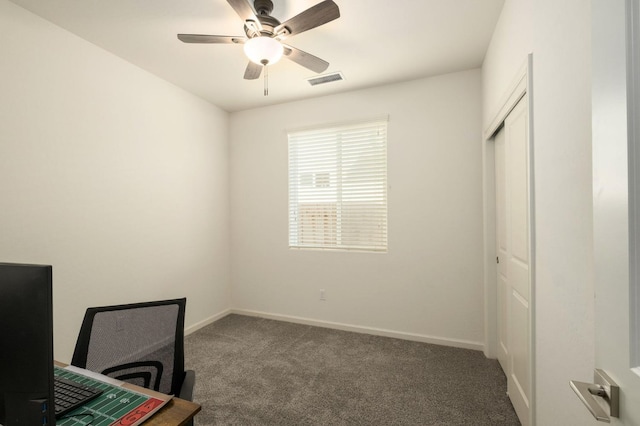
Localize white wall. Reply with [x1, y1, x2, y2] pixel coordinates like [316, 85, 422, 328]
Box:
[230, 69, 485, 348]
[0, 0, 231, 362]
[483, 1, 595, 424]
[482, 0, 533, 128]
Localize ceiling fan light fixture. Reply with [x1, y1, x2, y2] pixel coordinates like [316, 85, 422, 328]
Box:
[244, 36, 284, 66]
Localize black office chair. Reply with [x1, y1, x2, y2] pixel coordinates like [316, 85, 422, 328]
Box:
[71, 298, 195, 403]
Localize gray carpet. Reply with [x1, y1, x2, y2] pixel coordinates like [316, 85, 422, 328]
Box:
[184, 314, 520, 425]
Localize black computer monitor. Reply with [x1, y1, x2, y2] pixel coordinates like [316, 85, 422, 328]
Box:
[0, 262, 55, 426]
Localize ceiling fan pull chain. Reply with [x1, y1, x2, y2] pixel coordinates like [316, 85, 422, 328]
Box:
[264, 64, 269, 96]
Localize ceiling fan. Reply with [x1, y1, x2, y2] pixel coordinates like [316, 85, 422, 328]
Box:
[178, 0, 340, 85]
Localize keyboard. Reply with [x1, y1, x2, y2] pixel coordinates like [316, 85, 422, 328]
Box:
[54, 375, 104, 419]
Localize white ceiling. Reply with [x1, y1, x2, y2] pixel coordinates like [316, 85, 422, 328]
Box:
[9, 0, 505, 112]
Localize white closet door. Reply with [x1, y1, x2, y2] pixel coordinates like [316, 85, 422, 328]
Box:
[494, 125, 509, 372]
[495, 94, 530, 426]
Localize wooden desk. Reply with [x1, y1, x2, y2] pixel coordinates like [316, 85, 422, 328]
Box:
[55, 362, 201, 425]
[144, 396, 201, 426]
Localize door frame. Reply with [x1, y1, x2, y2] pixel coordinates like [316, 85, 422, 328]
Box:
[482, 54, 536, 425]
[588, 2, 640, 423]
[627, 0, 640, 375]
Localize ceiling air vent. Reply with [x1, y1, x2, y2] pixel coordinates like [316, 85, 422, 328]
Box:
[307, 72, 345, 86]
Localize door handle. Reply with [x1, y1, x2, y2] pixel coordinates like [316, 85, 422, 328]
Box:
[570, 369, 620, 423]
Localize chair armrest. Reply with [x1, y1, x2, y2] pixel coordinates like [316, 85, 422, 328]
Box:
[179, 369, 196, 401]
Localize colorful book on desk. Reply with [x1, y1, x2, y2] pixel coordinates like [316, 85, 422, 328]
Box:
[54, 365, 172, 426]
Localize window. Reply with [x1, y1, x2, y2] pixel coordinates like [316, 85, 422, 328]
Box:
[288, 118, 388, 252]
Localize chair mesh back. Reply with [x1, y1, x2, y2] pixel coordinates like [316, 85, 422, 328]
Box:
[72, 299, 186, 396]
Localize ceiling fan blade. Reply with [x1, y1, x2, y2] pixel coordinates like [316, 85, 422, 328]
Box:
[275, 0, 340, 38]
[282, 45, 329, 73]
[227, 0, 262, 31]
[178, 34, 245, 44]
[244, 62, 263, 80]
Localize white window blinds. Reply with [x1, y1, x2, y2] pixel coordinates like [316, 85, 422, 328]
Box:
[288, 119, 388, 252]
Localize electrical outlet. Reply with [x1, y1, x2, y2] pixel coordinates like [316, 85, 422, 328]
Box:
[320, 289, 326, 301]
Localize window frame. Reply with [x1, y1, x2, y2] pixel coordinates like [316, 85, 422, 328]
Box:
[287, 118, 389, 253]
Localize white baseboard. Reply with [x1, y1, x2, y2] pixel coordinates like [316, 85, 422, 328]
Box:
[230, 308, 484, 352]
[185, 308, 231, 336]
